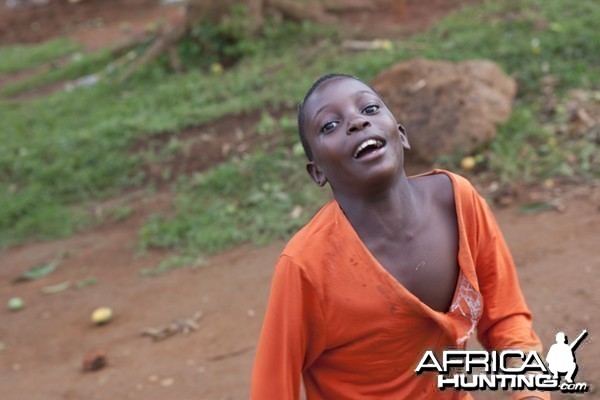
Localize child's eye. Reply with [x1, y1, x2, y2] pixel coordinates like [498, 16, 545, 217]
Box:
[321, 121, 338, 133]
[363, 104, 379, 114]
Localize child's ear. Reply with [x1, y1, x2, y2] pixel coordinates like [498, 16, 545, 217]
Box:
[398, 124, 411, 150]
[306, 162, 328, 187]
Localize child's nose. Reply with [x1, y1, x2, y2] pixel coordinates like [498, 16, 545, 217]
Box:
[348, 118, 370, 134]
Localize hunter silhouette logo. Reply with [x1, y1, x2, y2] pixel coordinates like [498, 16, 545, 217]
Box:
[546, 330, 588, 384]
[415, 329, 590, 393]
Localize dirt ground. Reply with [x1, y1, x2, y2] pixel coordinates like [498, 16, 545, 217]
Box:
[1, 1, 599, 399]
[1, 185, 599, 400]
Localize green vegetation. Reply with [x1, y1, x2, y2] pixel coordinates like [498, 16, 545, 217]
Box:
[2, 49, 114, 97]
[419, 0, 600, 95]
[139, 149, 327, 255]
[0, 38, 82, 74]
[0, 0, 598, 265]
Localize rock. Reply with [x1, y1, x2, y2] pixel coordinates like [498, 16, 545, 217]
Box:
[160, 377, 175, 387]
[371, 59, 517, 163]
[82, 350, 107, 372]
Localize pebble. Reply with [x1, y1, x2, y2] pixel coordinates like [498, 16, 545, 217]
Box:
[160, 378, 174, 387]
[289, 205, 303, 219]
[82, 350, 108, 372]
[148, 374, 159, 382]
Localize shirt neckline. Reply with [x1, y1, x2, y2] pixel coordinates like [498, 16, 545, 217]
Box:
[331, 169, 467, 317]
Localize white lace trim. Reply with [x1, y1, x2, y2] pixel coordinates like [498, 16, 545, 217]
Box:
[450, 273, 482, 345]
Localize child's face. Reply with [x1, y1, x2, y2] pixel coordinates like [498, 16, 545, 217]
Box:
[302, 77, 410, 193]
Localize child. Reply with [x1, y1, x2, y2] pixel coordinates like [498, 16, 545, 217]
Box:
[251, 74, 548, 399]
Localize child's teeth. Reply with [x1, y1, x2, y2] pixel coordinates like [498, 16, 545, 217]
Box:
[354, 139, 382, 158]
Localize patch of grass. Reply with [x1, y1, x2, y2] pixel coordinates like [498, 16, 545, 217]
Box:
[2, 49, 115, 97]
[0, 38, 82, 74]
[487, 104, 565, 182]
[75, 276, 98, 289]
[0, 185, 92, 246]
[0, 19, 339, 246]
[417, 0, 600, 96]
[139, 149, 327, 256]
[139, 254, 204, 277]
[101, 204, 134, 223]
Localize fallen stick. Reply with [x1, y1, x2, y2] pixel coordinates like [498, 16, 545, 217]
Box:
[141, 311, 203, 341]
[206, 345, 255, 362]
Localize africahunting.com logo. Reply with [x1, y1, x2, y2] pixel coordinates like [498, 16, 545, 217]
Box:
[415, 330, 589, 394]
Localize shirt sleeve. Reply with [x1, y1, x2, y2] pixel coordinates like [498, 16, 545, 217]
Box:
[250, 254, 327, 400]
[468, 190, 550, 400]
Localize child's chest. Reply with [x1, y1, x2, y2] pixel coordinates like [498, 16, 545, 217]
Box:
[366, 214, 460, 313]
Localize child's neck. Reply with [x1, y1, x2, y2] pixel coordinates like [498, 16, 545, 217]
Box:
[335, 175, 421, 241]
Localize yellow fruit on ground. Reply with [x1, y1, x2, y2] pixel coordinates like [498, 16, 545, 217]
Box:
[91, 307, 113, 325]
[460, 156, 476, 170]
[211, 63, 224, 74]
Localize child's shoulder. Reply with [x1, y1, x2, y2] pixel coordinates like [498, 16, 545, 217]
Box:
[410, 169, 478, 198]
[410, 169, 486, 220]
[281, 201, 341, 260]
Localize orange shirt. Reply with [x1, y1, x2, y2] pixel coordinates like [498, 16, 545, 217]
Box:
[251, 170, 549, 400]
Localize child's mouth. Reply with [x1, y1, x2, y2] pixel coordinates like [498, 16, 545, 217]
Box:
[353, 138, 386, 159]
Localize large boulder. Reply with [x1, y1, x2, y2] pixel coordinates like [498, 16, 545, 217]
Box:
[370, 59, 517, 163]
